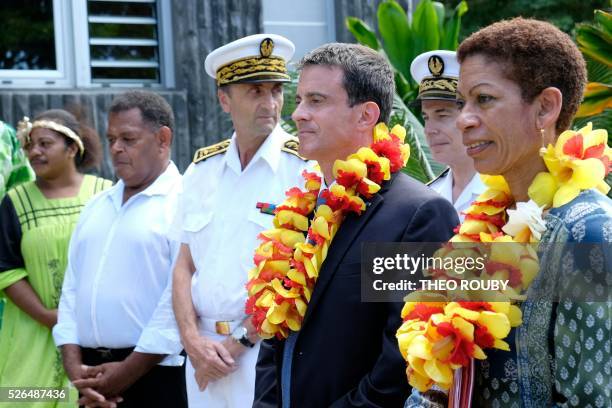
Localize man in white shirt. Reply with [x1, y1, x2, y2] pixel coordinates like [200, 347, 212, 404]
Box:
[410, 51, 485, 220]
[53, 91, 186, 408]
[170, 34, 311, 407]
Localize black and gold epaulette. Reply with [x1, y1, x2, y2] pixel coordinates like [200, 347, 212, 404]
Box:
[281, 137, 307, 161]
[193, 139, 231, 163]
[426, 167, 450, 186]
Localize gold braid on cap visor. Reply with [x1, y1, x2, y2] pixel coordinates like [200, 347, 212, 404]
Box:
[18, 117, 85, 156]
[216, 55, 289, 85]
[418, 77, 458, 98]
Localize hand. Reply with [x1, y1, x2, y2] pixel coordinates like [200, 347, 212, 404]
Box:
[68, 364, 120, 407]
[79, 394, 124, 408]
[73, 361, 136, 398]
[193, 337, 246, 390]
[185, 335, 237, 391]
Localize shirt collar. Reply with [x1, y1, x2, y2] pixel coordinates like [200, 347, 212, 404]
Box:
[223, 125, 287, 175]
[109, 161, 181, 208]
[467, 173, 487, 196]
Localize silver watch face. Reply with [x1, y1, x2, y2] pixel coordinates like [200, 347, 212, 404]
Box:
[232, 326, 247, 340]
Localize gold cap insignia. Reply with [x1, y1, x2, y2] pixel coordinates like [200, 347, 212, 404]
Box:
[260, 38, 274, 58]
[428, 55, 444, 77]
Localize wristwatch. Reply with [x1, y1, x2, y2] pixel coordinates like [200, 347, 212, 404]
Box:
[231, 326, 255, 348]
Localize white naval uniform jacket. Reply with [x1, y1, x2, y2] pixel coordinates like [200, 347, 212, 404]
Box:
[170, 126, 312, 322]
[169, 126, 313, 407]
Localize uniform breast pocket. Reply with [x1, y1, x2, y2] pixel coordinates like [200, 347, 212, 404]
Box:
[182, 212, 213, 256]
[183, 211, 212, 233]
[248, 207, 275, 231]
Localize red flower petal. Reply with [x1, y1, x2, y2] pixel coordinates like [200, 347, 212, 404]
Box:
[474, 324, 495, 348]
[601, 156, 611, 176]
[464, 212, 507, 228]
[484, 261, 523, 287]
[583, 143, 605, 159]
[365, 160, 385, 185]
[457, 301, 493, 312]
[275, 204, 311, 216]
[562, 134, 584, 158]
[336, 170, 361, 189]
[302, 170, 321, 182]
[405, 303, 445, 322]
[436, 322, 474, 366]
[371, 139, 403, 172]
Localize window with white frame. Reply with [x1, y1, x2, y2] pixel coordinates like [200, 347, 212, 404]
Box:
[0, 0, 73, 87]
[0, 0, 174, 88]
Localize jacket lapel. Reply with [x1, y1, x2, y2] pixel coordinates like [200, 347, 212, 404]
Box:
[301, 172, 398, 325]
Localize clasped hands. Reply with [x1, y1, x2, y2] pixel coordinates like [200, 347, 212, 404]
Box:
[70, 361, 135, 408]
[187, 335, 246, 391]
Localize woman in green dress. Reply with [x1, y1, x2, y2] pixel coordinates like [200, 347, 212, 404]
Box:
[0, 109, 112, 407]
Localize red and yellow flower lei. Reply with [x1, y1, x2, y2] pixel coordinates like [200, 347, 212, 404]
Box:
[246, 123, 410, 339]
[397, 123, 611, 392]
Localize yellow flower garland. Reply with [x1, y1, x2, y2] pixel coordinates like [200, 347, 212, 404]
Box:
[397, 123, 611, 392]
[246, 123, 410, 339]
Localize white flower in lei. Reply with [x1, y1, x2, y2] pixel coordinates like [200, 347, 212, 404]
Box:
[502, 200, 547, 240]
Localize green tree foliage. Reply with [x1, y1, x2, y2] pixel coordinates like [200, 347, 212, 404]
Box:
[441, 0, 611, 39]
[574, 9, 612, 133]
[344, 0, 469, 181]
[572, 9, 612, 196]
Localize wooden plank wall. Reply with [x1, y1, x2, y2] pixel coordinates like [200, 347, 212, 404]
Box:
[171, 0, 263, 153]
[0, 90, 188, 180]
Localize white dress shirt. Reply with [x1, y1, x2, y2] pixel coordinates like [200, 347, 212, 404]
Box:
[429, 169, 486, 221]
[53, 162, 183, 365]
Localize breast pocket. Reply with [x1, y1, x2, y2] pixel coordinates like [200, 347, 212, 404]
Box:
[248, 207, 275, 231]
[182, 211, 213, 256]
[183, 211, 212, 233]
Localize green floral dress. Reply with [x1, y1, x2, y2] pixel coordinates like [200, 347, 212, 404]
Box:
[0, 120, 34, 198]
[0, 120, 34, 329]
[0, 175, 112, 407]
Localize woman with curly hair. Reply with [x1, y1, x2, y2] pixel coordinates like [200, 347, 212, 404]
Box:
[404, 18, 611, 408]
[0, 109, 112, 407]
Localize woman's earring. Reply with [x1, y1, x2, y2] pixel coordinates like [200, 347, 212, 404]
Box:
[540, 128, 546, 148]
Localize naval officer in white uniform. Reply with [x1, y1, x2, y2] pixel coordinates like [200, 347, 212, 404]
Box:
[410, 50, 485, 220]
[170, 34, 312, 407]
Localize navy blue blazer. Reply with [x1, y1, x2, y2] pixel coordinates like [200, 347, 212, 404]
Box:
[253, 172, 460, 408]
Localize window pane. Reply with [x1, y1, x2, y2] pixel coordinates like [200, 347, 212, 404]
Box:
[0, 0, 56, 70]
[92, 67, 158, 81]
[88, 2, 156, 18]
[89, 23, 157, 39]
[90, 45, 158, 62]
[87, 0, 161, 83]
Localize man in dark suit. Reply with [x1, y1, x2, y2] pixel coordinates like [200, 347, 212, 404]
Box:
[253, 43, 459, 408]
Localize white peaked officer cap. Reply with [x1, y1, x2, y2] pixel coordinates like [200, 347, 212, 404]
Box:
[205, 33, 295, 86]
[410, 50, 459, 100]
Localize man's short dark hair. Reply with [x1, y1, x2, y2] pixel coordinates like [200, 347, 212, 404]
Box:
[298, 43, 395, 124]
[109, 90, 175, 131]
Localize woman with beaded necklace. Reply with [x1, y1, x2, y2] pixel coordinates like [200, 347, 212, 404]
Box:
[0, 109, 112, 407]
